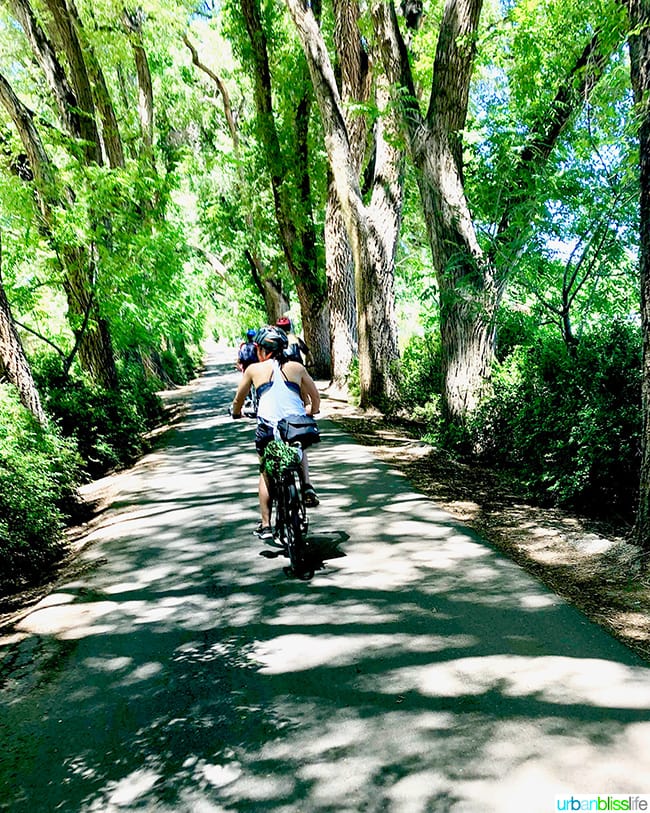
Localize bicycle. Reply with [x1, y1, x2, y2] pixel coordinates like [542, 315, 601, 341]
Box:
[261, 436, 313, 580]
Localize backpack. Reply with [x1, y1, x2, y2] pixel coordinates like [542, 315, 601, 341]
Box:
[284, 342, 303, 364]
[283, 336, 308, 365]
[238, 342, 257, 367]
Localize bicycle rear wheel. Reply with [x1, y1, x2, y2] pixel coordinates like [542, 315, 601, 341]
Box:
[281, 472, 312, 579]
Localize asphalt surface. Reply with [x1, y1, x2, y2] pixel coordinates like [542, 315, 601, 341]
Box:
[2, 346, 650, 812]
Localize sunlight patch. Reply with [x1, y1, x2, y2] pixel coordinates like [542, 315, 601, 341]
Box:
[385, 769, 450, 813]
[252, 633, 476, 673]
[119, 661, 163, 684]
[83, 656, 132, 672]
[16, 601, 116, 638]
[360, 655, 650, 708]
[106, 768, 160, 806]
[519, 593, 558, 608]
[201, 762, 242, 787]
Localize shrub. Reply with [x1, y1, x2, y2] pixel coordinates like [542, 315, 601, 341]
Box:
[0, 386, 81, 594]
[347, 357, 360, 406]
[157, 338, 200, 386]
[397, 333, 443, 408]
[495, 307, 540, 361]
[160, 348, 188, 385]
[469, 320, 641, 518]
[117, 358, 166, 428]
[32, 353, 165, 478]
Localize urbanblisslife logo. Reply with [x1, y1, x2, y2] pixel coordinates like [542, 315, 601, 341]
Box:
[555, 798, 650, 811]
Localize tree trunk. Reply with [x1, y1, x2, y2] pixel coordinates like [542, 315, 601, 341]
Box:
[41, 0, 102, 164]
[6, 0, 100, 163]
[245, 249, 290, 322]
[628, 0, 650, 549]
[185, 33, 289, 334]
[359, 77, 403, 405]
[372, 0, 492, 421]
[0, 72, 55, 194]
[373, 0, 620, 425]
[45, 0, 124, 168]
[285, 0, 404, 407]
[324, 0, 372, 392]
[413, 124, 499, 418]
[61, 248, 118, 389]
[240, 0, 331, 378]
[0, 71, 118, 390]
[325, 186, 357, 391]
[0, 236, 46, 424]
[123, 8, 155, 167]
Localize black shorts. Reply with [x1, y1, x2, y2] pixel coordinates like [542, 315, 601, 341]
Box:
[255, 419, 275, 457]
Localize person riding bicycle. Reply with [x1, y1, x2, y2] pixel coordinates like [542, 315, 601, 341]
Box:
[236, 328, 258, 372]
[231, 325, 320, 541]
[276, 316, 309, 366]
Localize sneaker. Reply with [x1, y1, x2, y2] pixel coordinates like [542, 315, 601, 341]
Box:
[303, 486, 319, 507]
[254, 524, 274, 541]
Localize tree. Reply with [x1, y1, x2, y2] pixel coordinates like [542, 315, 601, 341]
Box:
[285, 0, 405, 408]
[627, 0, 650, 548]
[0, 68, 118, 389]
[183, 31, 289, 321]
[235, 0, 331, 377]
[0, 234, 46, 423]
[0, 0, 121, 388]
[517, 186, 636, 350]
[372, 0, 626, 427]
[123, 7, 155, 168]
[42, 0, 125, 168]
[324, 0, 371, 393]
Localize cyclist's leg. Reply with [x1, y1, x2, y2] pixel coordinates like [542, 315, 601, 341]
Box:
[255, 422, 275, 537]
[300, 452, 319, 507]
[258, 470, 272, 528]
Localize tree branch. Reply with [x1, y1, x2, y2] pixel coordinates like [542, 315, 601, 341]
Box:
[492, 25, 626, 266]
[183, 32, 239, 150]
[13, 318, 68, 360]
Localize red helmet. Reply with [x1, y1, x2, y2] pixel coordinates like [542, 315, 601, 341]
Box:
[276, 316, 291, 331]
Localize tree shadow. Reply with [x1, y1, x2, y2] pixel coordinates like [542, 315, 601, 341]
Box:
[2, 348, 650, 812]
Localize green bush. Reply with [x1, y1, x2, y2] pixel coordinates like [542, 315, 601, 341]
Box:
[470, 319, 641, 517]
[0, 386, 81, 594]
[397, 333, 443, 408]
[347, 357, 360, 406]
[160, 348, 189, 385]
[32, 353, 165, 478]
[494, 307, 541, 362]
[158, 338, 200, 386]
[117, 358, 166, 428]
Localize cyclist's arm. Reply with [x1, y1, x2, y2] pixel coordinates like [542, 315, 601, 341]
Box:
[300, 370, 320, 415]
[231, 369, 253, 418]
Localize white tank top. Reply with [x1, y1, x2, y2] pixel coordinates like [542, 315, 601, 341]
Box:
[257, 360, 306, 424]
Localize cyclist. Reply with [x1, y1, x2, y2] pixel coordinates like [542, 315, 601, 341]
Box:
[276, 316, 309, 366]
[231, 325, 320, 540]
[236, 328, 258, 372]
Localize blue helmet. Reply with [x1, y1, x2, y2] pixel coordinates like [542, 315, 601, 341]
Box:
[246, 328, 256, 340]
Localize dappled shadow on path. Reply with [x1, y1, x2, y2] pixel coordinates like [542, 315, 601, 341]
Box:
[2, 349, 650, 812]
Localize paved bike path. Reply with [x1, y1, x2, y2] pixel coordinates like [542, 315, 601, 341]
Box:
[2, 346, 650, 812]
